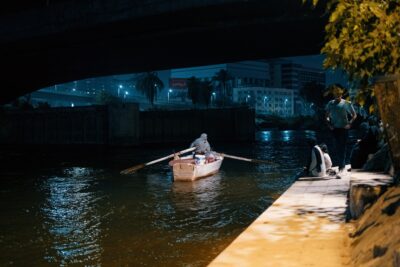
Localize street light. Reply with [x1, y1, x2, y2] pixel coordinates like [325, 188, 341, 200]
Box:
[124, 91, 129, 99]
[263, 96, 268, 114]
[118, 84, 123, 97]
[168, 89, 173, 102]
[211, 92, 216, 104]
[246, 94, 251, 103]
[284, 98, 288, 116]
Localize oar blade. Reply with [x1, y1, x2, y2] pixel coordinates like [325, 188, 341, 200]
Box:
[120, 163, 146, 175]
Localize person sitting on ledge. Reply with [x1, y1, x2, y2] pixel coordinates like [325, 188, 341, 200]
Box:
[320, 143, 335, 175]
[304, 138, 327, 177]
[350, 116, 381, 169]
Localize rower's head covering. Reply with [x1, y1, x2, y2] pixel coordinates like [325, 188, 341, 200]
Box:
[200, 133, 207, 140]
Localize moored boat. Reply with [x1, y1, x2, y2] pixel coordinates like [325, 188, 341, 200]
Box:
[168, 154, 224, 181]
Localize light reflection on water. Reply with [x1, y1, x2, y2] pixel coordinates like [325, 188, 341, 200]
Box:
[41, 167, 104, 266]
[0, 130, 318, 266]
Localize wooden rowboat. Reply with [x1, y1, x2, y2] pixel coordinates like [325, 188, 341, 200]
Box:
[168, 154, 224, 181]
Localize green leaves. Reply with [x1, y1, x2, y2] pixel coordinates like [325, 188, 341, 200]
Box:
[318, 0, 400, 80]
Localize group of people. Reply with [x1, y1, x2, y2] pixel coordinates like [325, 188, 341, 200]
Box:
[305, 84, 381, 179]
[304, 85, 356, 179]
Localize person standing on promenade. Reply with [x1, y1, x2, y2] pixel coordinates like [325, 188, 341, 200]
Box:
[325, 85, 357, 179]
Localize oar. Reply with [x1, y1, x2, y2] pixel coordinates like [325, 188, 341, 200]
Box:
[219, 153, 278, 165]
[120, 147, 196, 175]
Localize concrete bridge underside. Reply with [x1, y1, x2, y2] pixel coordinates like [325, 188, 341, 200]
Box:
[0, 0, 326, 103]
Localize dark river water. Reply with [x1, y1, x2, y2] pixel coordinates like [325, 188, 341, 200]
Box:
[0, 130, 320, 266]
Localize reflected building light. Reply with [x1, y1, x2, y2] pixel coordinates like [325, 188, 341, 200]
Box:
[304, 130, 316, 139]
[281, 130, 291, 142]
[261, 131, 272, 142]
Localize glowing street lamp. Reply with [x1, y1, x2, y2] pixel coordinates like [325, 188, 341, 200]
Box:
[118, 84, 123, 96]
[168, 89, 173, 102]
[124, 91, 129, 99]
[284, 98, 288, 116]
[263, 96, 269, 114]
[211, 92, 216, 104]
[246, 94, 251, 103]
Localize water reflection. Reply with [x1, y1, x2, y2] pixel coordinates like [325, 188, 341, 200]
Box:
[172, 174, 222, 219]
[281, 130, 291, 142]
[41, 167, 103, 266]
[1, 130, 316, 267]
[260, 131, 272, 142]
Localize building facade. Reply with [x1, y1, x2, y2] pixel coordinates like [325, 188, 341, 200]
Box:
[267, 59, 325, 115]
[170, 61, 270, 102]
[233, 87, 295, 116]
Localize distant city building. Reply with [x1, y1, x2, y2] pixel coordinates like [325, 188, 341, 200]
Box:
[233, 87, 295, 116]
[26, 58, 325, 114]
[28, 74, 149, 108]
[266, 59, 325, 115]
[170, 61, 270, 102]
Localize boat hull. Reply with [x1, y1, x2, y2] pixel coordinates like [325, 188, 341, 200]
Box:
[172, 157, 223, 181]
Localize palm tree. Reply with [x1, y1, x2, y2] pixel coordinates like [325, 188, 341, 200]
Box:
[187, 77, 213, 107]
[135, 72, 164, 106]
[187, 76, 201, 106]
[213, 69, 233, 106]
[200, 80, 213, 107]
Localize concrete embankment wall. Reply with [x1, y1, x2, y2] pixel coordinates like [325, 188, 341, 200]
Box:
[0, 105, 254, 146]
[139, 107, 255, 144]
[0, 104, 140, 146]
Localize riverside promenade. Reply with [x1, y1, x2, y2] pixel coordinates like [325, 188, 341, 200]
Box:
[209, 175, 351, 267]
[209, 170, 392, 267]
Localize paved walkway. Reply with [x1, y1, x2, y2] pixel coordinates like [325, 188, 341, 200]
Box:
[208, 175, 352, 267]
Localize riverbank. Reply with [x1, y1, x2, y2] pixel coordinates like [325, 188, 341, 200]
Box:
[209, 170, 395, 267]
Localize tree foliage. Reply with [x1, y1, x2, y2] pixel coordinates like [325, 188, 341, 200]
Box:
[304, 0, 400, 80]
[135, 72, 164, 105]
[300, 81, 327, 111]
[187, 76, 213, 106]
[213, 69, 233, 105]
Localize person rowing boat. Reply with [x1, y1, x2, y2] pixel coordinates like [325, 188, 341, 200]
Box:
[190, 133, 211, 155]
